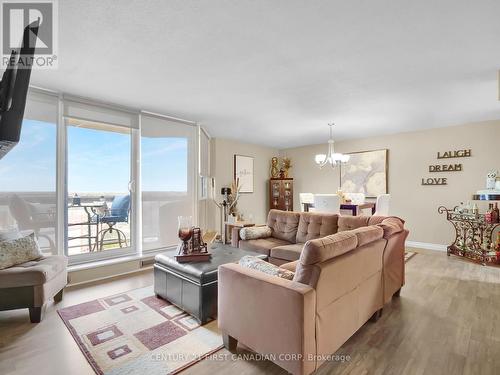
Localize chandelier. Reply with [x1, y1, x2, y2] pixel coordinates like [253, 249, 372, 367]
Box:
[314, 122, 350, 168]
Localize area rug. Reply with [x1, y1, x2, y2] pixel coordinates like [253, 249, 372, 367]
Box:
[405, 251, 417, 262]
[58, 286, 222, 375]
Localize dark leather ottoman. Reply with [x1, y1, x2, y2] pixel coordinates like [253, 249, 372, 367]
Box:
[154, 243, 267, 324]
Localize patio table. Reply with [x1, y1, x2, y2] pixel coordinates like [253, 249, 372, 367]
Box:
[68, 202, 106, 252]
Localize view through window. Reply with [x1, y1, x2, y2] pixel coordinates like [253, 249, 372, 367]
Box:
[141, 115, 194, 251]
[66, 121, 132, 255]
[0, 119, 57, 254]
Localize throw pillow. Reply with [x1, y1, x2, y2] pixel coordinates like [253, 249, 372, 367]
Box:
[238, 255, 295, 280]
[239, 226, 272, 241]
[0, 232, 43, 270]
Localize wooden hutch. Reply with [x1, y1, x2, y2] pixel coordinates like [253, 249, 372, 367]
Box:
[269, 178, 293, 211]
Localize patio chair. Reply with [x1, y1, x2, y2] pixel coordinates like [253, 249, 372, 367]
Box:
[8, 194, 56, 251]
[95, 195, 130, 251]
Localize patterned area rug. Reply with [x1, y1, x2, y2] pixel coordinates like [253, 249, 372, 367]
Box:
[58, 286, 222, 375]
[405, 251, 417, 262]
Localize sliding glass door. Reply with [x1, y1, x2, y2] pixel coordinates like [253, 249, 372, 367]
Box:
[66, 120, 133, 257]
[63, 98, 139, 263]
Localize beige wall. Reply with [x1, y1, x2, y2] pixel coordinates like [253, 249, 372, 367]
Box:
[209, 138, 278, 230]
[281, 120, 500, 246]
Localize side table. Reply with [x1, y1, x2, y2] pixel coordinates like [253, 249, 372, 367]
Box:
[224, 221, 255, 244]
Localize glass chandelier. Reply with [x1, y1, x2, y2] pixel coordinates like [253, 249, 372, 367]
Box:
[314, 122, 350, 168]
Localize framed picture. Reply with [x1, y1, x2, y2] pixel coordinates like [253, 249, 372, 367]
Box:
[340, 149, 388, 198]
[234, 154, 254, 193]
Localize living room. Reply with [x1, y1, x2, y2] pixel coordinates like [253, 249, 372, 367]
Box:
[1, 1, 500, 375]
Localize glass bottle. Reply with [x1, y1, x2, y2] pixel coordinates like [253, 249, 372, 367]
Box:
[485, 204, 493, 224]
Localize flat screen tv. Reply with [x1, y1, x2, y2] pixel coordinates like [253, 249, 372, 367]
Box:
[0, 19, 40, 159]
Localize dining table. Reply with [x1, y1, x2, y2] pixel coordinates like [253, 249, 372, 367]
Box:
[303, 202, 376, 216]
[340, 202, 376, 216]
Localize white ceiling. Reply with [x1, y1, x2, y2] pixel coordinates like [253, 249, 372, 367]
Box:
[31, 0, 500, 148]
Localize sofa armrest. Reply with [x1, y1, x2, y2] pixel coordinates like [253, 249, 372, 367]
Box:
[218, 263, 316, 375]
[281, 260, 299, 272]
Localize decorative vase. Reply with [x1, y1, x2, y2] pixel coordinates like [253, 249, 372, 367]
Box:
[178, 216, 193, 254]
[270, 157, 279, 178]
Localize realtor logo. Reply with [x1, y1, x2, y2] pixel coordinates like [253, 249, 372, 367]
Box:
[1, 0, 58, 68]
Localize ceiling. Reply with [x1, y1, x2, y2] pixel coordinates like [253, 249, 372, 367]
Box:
[31, 0, 500, 148]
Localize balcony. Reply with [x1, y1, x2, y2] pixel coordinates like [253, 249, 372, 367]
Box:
[0, 191, 190, 256]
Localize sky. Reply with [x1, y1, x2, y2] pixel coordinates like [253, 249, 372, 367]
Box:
[0, 119, 188, 193]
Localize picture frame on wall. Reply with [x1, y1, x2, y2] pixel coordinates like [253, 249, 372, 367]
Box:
[340, 149, 388, 198]
[234, 154, 254, 193]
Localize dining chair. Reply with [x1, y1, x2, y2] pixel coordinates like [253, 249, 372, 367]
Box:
[344, 192, 365, 204]
[299, 193, 315, 212]
[96, 195, 130, 251]
[313, 194, 340, 214]
[375, 194, 391, 216]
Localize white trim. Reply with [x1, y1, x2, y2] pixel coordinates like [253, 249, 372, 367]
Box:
[29, 85, 59, 97]
[68, 267, 153, 287]
[68, 253, 154, 272]
[406, 241, 447, 252]
[132, 119, 142, 255]
[63, 93, 141, 115]
[56, 93, 66, 256]
[140, 110, 197, 126]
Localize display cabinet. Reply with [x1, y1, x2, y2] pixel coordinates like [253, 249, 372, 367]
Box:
[269, 178, 293, 211]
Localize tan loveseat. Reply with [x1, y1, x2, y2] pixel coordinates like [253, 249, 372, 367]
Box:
[219, 216, 408, 375]
[0, 255, 68, 322]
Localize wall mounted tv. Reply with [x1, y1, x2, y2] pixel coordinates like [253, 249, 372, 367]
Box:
[0, 19, 40, 160]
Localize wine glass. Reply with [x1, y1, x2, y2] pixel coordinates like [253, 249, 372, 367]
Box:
[178, 216, 193, 254]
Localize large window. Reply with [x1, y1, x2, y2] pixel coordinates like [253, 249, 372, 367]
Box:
[0, 92, 58, 254]
[0, 91, 200, 264]
[141, 114, 195, 251]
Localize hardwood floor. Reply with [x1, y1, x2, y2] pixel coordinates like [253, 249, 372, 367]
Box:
[1, 249, 499, 375]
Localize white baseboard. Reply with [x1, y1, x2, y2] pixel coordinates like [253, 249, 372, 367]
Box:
[406, 241, 447, 252]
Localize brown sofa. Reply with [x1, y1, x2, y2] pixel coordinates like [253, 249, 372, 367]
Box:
[219, 215, 408, 375]
[232, 209, 339, 265]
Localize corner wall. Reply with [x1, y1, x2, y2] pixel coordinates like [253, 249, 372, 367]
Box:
[281, 120, 500, 246]
[208, 138, 278, 230]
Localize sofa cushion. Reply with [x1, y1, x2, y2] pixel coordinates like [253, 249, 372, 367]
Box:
[296, 212, 339, 243]
[267, 209, 300, 243]
[270, 243, 304, 262]
[349, 226, 384, 246]
[300, 231, 358, 265]
[0, 255, 68, 288]
[239, 237, 291, 256]
[238, 256, 295, 280]
[239, 226, 272, 241]
[0, 233, 43, 270]
[338, 216, 370, 232]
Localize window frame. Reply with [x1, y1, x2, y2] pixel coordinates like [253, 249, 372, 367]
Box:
[15, 89, 201, 265]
